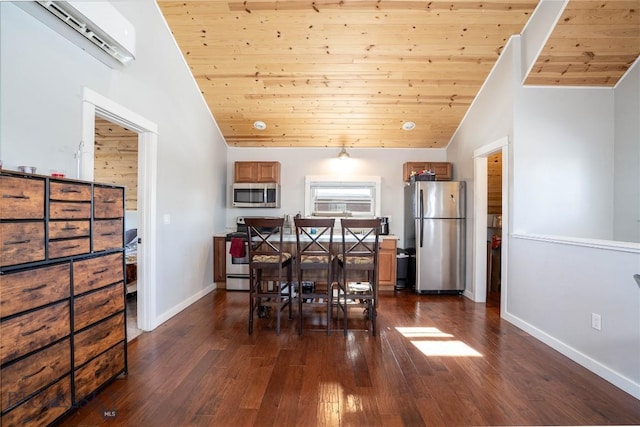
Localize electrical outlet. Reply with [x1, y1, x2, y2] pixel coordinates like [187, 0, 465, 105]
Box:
[591, 313, 602, 331]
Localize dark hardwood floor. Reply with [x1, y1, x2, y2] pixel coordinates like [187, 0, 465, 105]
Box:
[58, 289, 640, 426]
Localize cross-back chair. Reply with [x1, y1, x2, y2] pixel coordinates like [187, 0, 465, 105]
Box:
[294, 217, 335, 335]
[245, 217, 294, 335]
[335, 218, 382, 336]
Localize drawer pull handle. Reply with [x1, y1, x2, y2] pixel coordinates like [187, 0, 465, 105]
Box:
[62, 226, 80, 231]
[101, 200, 117, 204]
[101, 232, 116, 236]
[23, 283, 47, 292]
[60, 244, 81, 250]
[97, 300, 110, 307]
[2, 194, 29, 200]
[5, 239, 30, 245]
[62, 208, 81, 212]
[22, 366, 46, 380]
[93, 268, 109, 275]
[22, 325, 46, 336]
[61, 188, 81, 193]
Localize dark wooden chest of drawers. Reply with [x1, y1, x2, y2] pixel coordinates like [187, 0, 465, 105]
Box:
[0, 171, 127, 426]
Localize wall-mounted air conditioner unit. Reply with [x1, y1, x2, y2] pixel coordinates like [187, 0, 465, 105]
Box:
[16, 1, 136, 68]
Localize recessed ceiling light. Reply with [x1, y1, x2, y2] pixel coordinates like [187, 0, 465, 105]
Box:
[402, 121, 416, 131]
[253, 120, 267, 130]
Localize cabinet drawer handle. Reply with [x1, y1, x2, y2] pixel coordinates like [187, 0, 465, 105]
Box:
[22, 365, 46, 380]
[5, 239, 30, 245]
[101, 200, 117, 204]
[100, 232, 116, 236]
[61, 188, 81, 193]
[60, 244, 81, 250]
[96, 300, 110, 307]
[93, 268, 109, 275]
[2, 194, 30, 200]
[62, 225, 80, 231]
[22, 325, 46, 336]
[62, 208, 81, 212]
[23, 283, 47, 293]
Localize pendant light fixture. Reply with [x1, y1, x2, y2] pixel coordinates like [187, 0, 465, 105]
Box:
[337, 147, 350, 160]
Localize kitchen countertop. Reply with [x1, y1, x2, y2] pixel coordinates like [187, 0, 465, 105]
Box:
[273, 233, 397, 243]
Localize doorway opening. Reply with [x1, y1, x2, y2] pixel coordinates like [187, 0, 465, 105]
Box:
[472, 136, 509, 316]
[94, 117, 142, 340]
[81, 87, 158, 332]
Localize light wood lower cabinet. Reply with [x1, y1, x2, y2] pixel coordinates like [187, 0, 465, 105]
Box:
[0, 172, 127, 427]
[378, 238, 397, 291]
[213, 236, 226, 283]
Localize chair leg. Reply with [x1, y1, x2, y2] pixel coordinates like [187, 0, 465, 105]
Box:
[248, 272, 254, 334]
[298, 273, 303, 335]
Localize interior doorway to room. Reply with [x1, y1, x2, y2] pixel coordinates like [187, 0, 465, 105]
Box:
[472, 136, 508, 312]
[81, 86, 159, 336]
[486, 152, 503, 308]
[94, 118, 143, 341]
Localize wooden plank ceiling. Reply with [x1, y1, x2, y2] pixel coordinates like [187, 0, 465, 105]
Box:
[158, 0, 639, 149]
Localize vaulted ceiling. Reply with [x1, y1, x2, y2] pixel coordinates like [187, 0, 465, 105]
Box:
[158, 0, 639, 149]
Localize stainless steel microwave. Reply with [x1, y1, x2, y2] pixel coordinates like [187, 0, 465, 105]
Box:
[232, 183, 280, 208]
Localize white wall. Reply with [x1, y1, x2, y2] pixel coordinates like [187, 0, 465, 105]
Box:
[613, 59, 640, 243]
[226, 147, 446, 248]
[513, 86, 614, 239]
[0, 2, 227, 327]
[445, 1, 640, 398]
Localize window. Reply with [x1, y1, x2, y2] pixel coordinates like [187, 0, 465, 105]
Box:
[305, 176, 381, 219]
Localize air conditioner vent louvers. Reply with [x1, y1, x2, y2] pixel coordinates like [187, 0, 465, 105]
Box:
[36, 1, 135, 66]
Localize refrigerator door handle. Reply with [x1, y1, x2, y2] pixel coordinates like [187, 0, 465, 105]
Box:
[419, 188, 424, 248]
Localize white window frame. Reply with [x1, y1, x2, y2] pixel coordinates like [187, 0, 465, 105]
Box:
[304, 175, 381, 220]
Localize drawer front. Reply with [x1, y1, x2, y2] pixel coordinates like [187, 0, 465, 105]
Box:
[380, 238, 396, 250]
[0, 222, 45, 267]
[49, 201, 91, 219]
[0, 376, 71, 427]
[0, 263, 70, 318]
[74, 342, 125, 401]
[73, 253, 123, 295]
[49, 220, 90, 239]
[49, 181, 91, 202]
[74, 313, 125, 367]
[74, 282, 124, 331]
[93, 219, 123, 252]
[48, 238, 90, 259]
[0, 301, 70, 365]
[94, 187, 124, 219]
[0, 338, 71, 412]
[0, 175, 45, 220]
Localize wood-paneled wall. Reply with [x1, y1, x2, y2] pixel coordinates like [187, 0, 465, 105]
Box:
[94, 118, 138, 211]
[487, 152, 502, 215]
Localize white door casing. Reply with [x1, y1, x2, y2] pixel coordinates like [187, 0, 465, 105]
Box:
[81, 87, 158, 331]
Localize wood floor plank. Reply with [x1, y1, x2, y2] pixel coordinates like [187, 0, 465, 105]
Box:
[54, 290, 640, 426]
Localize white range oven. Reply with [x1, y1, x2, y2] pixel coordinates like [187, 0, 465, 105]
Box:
[225, 232, 249, 290]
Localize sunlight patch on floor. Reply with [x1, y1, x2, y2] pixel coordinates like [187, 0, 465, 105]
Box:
[411, 340, 483, 357]
[395, 326, 453, 338]
[396, 326, 483, 357]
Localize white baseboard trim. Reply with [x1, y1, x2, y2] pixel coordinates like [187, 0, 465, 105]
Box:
[151, 283, 217, 329]
[502, 311, 640, 400]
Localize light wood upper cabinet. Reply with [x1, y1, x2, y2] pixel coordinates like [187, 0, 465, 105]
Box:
[402, 162, 453, 182]
[234, 161, 280, 183]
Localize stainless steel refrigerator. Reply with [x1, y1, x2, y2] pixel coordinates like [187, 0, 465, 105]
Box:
[404, 181, 466, 294]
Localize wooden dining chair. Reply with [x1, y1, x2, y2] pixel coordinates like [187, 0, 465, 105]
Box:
[334, 218, 381, 336]
[294, 217, 335, 335]
[245, 217, 294, 335]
